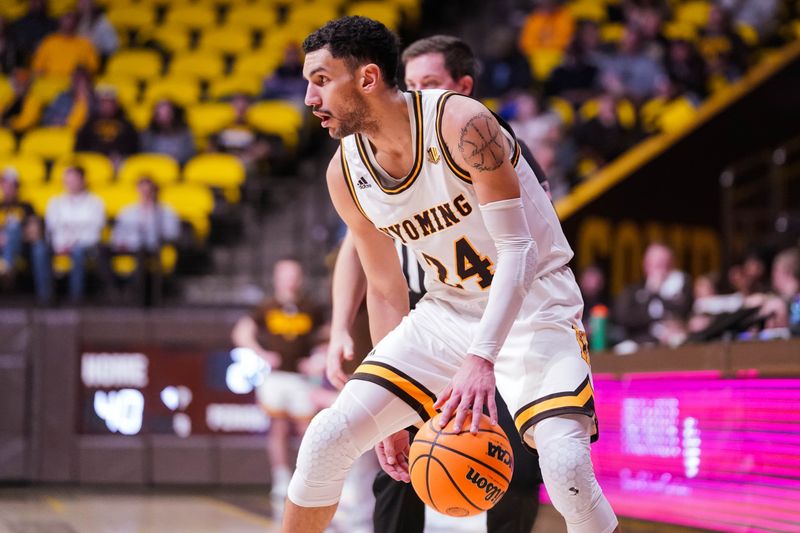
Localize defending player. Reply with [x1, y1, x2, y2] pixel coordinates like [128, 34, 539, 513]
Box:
[326, 35, 545, 533]
[285, 16, 619, 533]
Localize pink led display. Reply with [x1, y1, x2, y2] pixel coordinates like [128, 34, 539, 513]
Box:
[543, 372, 800, 532]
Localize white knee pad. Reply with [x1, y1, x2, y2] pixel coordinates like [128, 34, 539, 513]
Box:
[287, 380, 421, 508]
[532, 415, 618, 533]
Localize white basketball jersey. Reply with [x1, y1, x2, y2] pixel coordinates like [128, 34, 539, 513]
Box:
[340, 89, 574, 312]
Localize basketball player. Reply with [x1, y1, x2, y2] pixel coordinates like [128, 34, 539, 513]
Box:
[285, 16, 619, 533]
[326, 35, 545, 533]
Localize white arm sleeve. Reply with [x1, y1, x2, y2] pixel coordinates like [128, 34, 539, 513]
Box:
[468, 198, 538, 363]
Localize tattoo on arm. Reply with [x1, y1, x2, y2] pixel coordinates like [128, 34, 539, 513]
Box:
[458, 112, 507, 171]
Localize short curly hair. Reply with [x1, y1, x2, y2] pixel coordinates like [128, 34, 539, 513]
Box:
[303, 16, 401, 88]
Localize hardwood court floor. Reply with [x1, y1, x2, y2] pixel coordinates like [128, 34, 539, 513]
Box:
[0, 486, 575, 533]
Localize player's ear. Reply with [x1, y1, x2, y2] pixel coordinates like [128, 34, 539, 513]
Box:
[457, 76, 474, 97]
[360, 63, 381, 93]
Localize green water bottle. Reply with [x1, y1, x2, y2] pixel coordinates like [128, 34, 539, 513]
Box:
[589, 304, 609, 352]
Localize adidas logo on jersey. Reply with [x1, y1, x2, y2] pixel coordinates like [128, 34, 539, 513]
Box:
[357, 176, 371, 189]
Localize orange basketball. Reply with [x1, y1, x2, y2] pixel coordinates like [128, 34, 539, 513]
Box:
[408, 412, 514, 517]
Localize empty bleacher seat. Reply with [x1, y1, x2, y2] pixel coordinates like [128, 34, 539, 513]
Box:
[0, 128, 15, 154]
[183, 153, 245, 202]
[245, 100, 303, 149]
[1, 155, 47, 186]
[208, 75, 262, 99]
[164, 4, 218, 29]
[346, 2, 401, 31]
[170, 51, 226, 80]
[51, 153, 115, 188]
[106, 49, 163, 81]
[144, 76, 202, 108]
[160, 183, 215, 239]
[118, 153, 180, 186]
[225, 4, 279, 30]
[95, 184, 139, 219]
[19, 127, 75, 160]
[187, 102, 236, 139]
[106, 4, 157, 33]
[199, 26, 254, 55]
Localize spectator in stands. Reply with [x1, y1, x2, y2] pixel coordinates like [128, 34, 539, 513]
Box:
[518, 0, 575, 56]
[45, 166, 106, 303]
[507, 92, 561, 152]
[231, 258, 325, 499]
[32, 11, 99, 78]
[1, 70, 32, 129]
[111, 176, 180, 305]
[0, 17, 20, 74]
[575, 92, 640, 168]
[42, 67, 93, 131]
[209, 93, 273, 172]
[630, 4, 669, 63]
[76, 85, 139, 167]
[0, 169, 50, 302]
[771, 247, 800, 303]
[719, 0, 779, 41]
[477, 27, 535, 98]
[579, 264, 608, 313]
[261, 43, 306, 104]
[613, 242, 693, 346]
[728, 249, 769, 296]
[76, 0, 118, 59]
[700, 5, 749, 82]
[664, 39, 708, 100]
[543, 38, 599, 104]
[8, 0, 55, 66]
[575, 20, 606, 65]
[599, 25, 664, 102]
[142, 100, 195, 164]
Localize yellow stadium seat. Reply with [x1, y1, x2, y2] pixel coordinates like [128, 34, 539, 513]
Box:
[234, 51, 282, 78]
[528, 50, 563, 81]
[187, 102, 236, 138]
[165, 4, 218, 28]
[51, 152, 115, 188]
[106, 5, 156, 31]
[0, 1, 27, 21]
[657, 97, 697, 134]
[736, 23, 758, 46]
[1, 155, 46, 185]
[19, 127, 75, 160]
[600, 23, 625, 44]
[675, 1, 711, 28]
[346, 2, 400, 30]
[95, 76, 140, 108]
[170, 51, 226, 80]
[0, 128, 15, 154]
[287, 3, 339, 30]
[199, 26, 254, 55]
[579, 98, 636, 129]
[19, 184, 63, 215]
[208, 75, 262, 99]
[183, 153, 245, 202]
[246, 100, 303, 148]
[547, 97, 575, 127]
[96, 184, 139, 218]
[146, 24, 193, 54]
[49, 0, 77, 17]
[386, 0, 419, 21]
[568, 1, 607, 22]
[663, 21, 699, 42]
[29, 76, 71, 105]
[225, 4, 279, 30]
[0, 76, 13, 113]
[106, 49, 163, 81]
[161, 183, 215, 217]
[144, 76, 201, 108]
[118, 153, 180, 186]
[125, 103, 152, 130]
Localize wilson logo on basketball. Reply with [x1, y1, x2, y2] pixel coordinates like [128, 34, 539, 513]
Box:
[465, 467, 505, 503]
[487, 442, 512, 466]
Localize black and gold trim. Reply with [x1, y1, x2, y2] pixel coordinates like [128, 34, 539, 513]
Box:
[514, 376, 598, 450]
[435, 91, 473, 184]
[340, 141, 370, 222]
[354, 91, 424, 194]
[351, 361, 438, 421]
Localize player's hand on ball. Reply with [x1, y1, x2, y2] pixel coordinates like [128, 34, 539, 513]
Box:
[376, 430, 411, 483]
[326, 329, 355, 390]
[434, 355, 498, 434]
